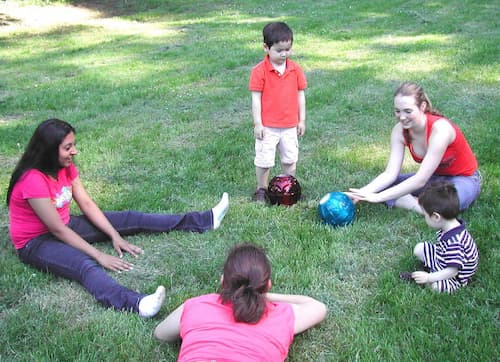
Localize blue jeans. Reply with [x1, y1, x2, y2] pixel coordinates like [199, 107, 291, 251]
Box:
[385, 171, 481, 211]
[17, 210, 213, 312]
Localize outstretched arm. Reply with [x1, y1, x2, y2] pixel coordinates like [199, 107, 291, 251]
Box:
[266, 292, 327, 335]
[368, 119, 453, 202]
[28, 197, 134, 272]
[72, 177, 143, 258]
[349, 119, 454, 203]
[347, 124, 405, 201]
[154, 303, 184, 342]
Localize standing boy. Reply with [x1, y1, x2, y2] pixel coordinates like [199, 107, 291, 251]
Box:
[249, 22, 307, 202]
[402, 182, 479, 293]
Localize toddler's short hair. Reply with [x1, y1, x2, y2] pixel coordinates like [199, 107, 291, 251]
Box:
[418, 181, 460, 219]
[263, 22, 293, 48]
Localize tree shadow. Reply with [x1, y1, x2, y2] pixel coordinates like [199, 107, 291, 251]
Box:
[65, 0, 143, 17]
[0, 13, 20, 26]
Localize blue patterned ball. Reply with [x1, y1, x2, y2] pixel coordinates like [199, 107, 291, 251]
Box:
[318, 192, 356, 227]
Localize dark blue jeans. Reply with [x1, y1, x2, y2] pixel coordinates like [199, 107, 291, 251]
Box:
[17, 210, 213, 312]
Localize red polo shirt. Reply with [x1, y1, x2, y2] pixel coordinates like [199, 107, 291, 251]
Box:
[249, 55, 307, 128]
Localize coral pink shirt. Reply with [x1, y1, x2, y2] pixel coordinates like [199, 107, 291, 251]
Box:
[407, 113, 478, 176]
[178, 293, 295, 362]
[8, 164, 78, 249]
[249, 55, 307, 128]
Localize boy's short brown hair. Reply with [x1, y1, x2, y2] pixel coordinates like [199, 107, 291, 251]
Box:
[263, 22, 293, 49]
[418, 181, 460, 219]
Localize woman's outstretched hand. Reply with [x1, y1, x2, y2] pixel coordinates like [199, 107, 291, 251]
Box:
[96, 252, 135, 272]
[112, 236, 144, 258]
[344, 191, 360, 204]
[347, 188, 381, 203]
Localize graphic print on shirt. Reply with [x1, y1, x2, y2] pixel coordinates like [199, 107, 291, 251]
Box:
[54, 186, 72, 208]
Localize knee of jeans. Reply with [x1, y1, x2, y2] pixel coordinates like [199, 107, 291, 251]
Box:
[78, 257, 102, 275]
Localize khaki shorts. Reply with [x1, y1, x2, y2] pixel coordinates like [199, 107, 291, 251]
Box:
[254, 127, 298, 168]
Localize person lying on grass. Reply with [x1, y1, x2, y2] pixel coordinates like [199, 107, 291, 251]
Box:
[348, 81, 480, 214]
[6, 118, 229, 317]
[400, 182, 478, 293]
[154, 242, 327, 361]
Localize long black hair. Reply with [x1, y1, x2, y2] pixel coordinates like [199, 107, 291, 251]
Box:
[6, 118, 75, 205]
[219, 243, 271, 324]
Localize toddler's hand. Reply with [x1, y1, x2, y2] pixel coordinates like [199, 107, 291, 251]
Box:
[412, 271, 430, 284]
[254, 124, 265, 140]
[297, 121, 306, 136]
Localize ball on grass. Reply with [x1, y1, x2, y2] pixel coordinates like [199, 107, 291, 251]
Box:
[267, 174, 301, 206]
[318, 191, 355, 227]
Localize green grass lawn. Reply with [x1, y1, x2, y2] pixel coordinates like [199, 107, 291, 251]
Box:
[0, 0, 498, 361]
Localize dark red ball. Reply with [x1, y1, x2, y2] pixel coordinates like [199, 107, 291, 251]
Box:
[267, 175, 301, 206]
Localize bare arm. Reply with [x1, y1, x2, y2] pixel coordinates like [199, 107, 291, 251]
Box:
[266, 292, 327, 335]
[154, 303, 184, 342]
[251, 91, 264, 139]
[372, 120, 453, 202]
[357, 124, 406, 194]
[72, 177, 143, 258]
[297, 90, 306, 136]
[412, 267, 459, 285]
[28, 197, 133, 272]
[349, 120, 455, 203]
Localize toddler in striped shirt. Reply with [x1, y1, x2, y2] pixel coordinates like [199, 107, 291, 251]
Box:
[403, 181, 478, 293]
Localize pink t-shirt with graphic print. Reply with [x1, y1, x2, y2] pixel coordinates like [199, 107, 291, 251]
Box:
[8, 164, 78, 249]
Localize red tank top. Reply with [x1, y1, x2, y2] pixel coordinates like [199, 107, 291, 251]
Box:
[407, 113, 478, 176]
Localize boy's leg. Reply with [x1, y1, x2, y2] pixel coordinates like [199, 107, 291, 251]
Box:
[432, 278, 461, 293]
[256, 166, 271, 190]
[278, 128, 298, 177]
[253, 166, 269, 202]
[282, 162, 296, 177]
[17, 235, 144, 312]
[254, 127, 279, 201]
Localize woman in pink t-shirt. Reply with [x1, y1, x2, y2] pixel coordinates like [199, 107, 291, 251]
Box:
[154, 243, 327, 361]
[348, 82, 480, 214]
[7, 119, 229, 317]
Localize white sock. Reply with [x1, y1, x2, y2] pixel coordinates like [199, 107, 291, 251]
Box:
[212, 192, 229, 229]
[138, 285, 166, 318]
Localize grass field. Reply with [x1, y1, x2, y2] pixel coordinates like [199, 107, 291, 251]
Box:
[0, 0, 498, 361]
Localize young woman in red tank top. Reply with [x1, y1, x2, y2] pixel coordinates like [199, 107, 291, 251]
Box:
[348, 82, 480, 214]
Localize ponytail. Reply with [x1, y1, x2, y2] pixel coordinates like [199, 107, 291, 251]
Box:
[219, 243, 271, 324]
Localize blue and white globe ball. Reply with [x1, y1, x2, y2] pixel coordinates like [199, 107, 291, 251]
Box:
[318, 192, 356, 227]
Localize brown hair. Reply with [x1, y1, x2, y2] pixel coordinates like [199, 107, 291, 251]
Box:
[263, 22, 293, 49]
[394, 82, 442, 144]
[219, 243, 271, 324]
[418, 181, 460, 219]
